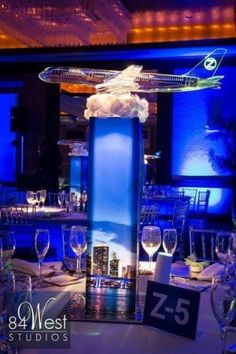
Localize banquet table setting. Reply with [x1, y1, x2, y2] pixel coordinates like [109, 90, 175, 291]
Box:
[0, 253, 235, 354]
[13, 260, 236, 354]
[1, 189, 236, 354]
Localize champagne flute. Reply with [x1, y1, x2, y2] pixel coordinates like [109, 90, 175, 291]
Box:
[215, 232, 231, 276]
[40, 189, 47, 208]
[141, 226, 161, 268]
[34, 229, 50, 283]
[69, 226, 87, 277]
[163, 228, 177, 255]
[211, 275, 236, 354]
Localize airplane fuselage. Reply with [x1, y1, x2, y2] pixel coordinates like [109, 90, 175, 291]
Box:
[39, 66, 221, 93]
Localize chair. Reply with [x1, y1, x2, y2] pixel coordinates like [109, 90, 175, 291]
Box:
[196, 190, 210, 214]
[140, 205, 159, 227]
[188, 190, 210, 227]
[169, 198, 190, 259]
[188, 227, 232, 262]
[189, 227, 217, 261]
[181, 188, 198, 211]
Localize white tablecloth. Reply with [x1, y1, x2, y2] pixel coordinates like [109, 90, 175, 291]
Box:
[21, 287, 236, 354]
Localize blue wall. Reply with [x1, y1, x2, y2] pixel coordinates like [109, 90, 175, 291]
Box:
[0, 93, 17, 183]
[172, 64, 236, 213]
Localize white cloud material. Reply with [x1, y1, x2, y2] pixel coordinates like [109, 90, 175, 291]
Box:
[84, 92, 149, 123]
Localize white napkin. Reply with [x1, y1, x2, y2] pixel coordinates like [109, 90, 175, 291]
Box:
[43, 274, 85, 287]
[197, 263, 225, 281]
[11, 258, 53, 276]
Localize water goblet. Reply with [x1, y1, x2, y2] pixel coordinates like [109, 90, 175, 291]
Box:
[34, 229, 50, 284]
[163, 228, 177, 255]
[141, 226, 161, 268]
[211, 275, 236, 354]
[215, 232, 231, 276]
[69, 226, 87, 278]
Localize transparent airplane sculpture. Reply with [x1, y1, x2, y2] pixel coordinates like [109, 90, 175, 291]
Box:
[39, 48, 227, 94]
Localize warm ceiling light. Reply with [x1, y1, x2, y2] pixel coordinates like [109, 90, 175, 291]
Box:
[183, 26, 191, 30]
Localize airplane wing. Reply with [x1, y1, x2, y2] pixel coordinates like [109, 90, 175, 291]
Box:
[96, 65, 143, 93]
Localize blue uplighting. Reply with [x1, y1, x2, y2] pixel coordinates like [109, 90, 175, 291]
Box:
[0, 93, 17, 183]
[172, 64, 236, 177]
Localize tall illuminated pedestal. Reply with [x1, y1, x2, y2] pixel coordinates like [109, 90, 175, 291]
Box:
[86, 117, 143, 321]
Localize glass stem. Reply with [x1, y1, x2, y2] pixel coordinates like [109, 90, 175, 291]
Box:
[220, 326, 227, 354]
[76, 254, 81, 275]
[38, 258, 43, 280]
[149, 255, 153, 269]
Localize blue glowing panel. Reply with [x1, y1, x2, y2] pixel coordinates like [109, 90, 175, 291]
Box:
[172, 65, 236, 177]
[0, 93, 17, 183]
[86, 117, 143, 321]
[70, 156, 88, 193]
[181, 186, 231, 214]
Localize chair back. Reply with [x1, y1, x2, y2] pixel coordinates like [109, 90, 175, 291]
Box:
[196, 190, 210, 214]
[140, 205, 159, 227]
[189, 227, 232, 262]
[181, 188, 198, 211]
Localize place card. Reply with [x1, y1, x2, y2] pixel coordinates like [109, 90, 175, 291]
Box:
[143, 280, 200, 339]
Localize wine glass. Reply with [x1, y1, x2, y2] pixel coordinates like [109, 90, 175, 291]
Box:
[26, 191, 34, 205]
[215, 232, 231, 276]
[0, 231, 16, 271]
[141, 226, 161, 268]
[34, 229, 50, 284]
[163, 228, 177, 255]
[211, 275, 236, 354]
[69, 226, 87, 277]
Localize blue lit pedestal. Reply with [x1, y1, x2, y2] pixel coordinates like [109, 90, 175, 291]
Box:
[86, 117, 143, 321]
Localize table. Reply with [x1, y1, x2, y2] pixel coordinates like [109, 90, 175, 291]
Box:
[20, 284, 235, 354]
[1, 210, 87, 261]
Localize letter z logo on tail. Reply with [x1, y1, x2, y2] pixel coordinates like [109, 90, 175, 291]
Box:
[204, 57, 217, 71]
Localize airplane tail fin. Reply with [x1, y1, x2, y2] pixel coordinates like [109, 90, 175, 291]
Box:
[184, 48, 227, 79]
